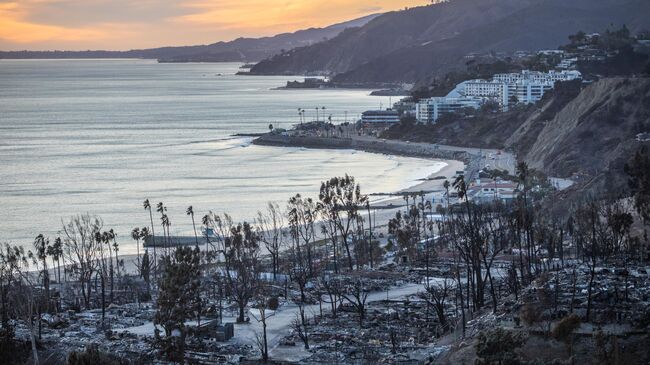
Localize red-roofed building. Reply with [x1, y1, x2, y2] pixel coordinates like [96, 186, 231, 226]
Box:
[466, 178, 518, 204]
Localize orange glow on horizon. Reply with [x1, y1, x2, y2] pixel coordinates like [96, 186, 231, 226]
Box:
[0, 0, 428, 51]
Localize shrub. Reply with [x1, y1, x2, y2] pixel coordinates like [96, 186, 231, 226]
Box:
[551, 314, 581, 342]
[476, 327, 526, 365]
[267, 296, 280, 310]
[66, 345, 127, 365]
[0, 326, 30, 365]
[520, 303, 543, 326]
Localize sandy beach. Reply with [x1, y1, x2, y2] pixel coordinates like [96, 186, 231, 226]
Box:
[112, 157, 463, 275]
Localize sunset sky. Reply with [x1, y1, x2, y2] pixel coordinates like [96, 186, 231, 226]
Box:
[0, 0, 428, 51]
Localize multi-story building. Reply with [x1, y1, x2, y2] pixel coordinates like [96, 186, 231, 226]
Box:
[361, 109, 400, 128]
[461, 80, 509, 106]
[392, 100, 417, 117]
[512, 80, 554, 104]
[416, 97, 483, 124]
[477, 70, 581, 107]
[493, 70, 581, 84]
[415, 70, 582, 123]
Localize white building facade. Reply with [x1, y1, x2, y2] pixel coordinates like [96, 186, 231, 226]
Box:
[416, 97, 483, 124]
[415, 70, 581, 124]
[361, 110, 400, 128]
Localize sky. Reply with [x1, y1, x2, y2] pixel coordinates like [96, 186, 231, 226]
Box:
[0, 0, 428, 51]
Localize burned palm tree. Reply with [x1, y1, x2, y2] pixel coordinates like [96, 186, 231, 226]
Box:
[161, 213, 171, 255]
[187, 206, 199, 248]
[202, 214, 212, 262]
[157, 202, 166, 245]
[143, 199, 158, 279]
[111, 230, 121, 279]
[46, 237, 64, 309]
[33, 234, 50, 312]
[132, 227, 141, 269]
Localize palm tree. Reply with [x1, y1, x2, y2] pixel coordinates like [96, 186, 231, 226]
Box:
[161, 213, 171, 254]
[156, 202, 167, 250]
[187, 206, 199, 248]
[103, 230, 115, 304]
[46, 237, 61, 285]
[49, 237, 64, 309]
[139, 227, 153, 283]
[94, 231, 107, 321]
[132, 227, 141, 269]
[143, 199, 157, 279]
[202, 214, 212, 261]
[111, 231, 120, 278]
[33, 234, 50, 313]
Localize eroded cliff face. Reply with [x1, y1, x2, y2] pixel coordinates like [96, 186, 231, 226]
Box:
[515, 78, 650, 178]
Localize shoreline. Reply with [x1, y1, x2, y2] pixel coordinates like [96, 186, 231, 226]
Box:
[42, 135, 467, 276]
[252, 133, 468, 228]
[112, 137, 464, 274]
[253, 133, 469, 195]
[253, 133, 474, 163]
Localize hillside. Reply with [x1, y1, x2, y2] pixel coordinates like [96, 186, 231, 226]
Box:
[383, 77, 650, 205]
[0, 14, 379, 63]
[517, 78, 650, 178]
[250, 0, 650, 83]
[381, 80, 584, 152]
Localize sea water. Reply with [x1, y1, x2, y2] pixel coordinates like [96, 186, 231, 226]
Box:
[0, 60, 444, 253]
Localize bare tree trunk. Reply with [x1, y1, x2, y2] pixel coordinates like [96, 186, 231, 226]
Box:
[570, 269, 577, 314]
[342, 234, 354, 271]
[456, 265, 466, 336]
[238, 303, 245, 323]
[586, 265, 596, 322]
[28, 294, 39, 365]
[101, 273, 106, 323]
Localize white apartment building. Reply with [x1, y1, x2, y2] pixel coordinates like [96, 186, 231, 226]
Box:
[416, 97, 483, 124]
[512, 81, 554, 104]
[477, 70, 580, 107]
[462, 80, 509, 106]
[415, 70, 582, 123]
[493, 70, 581, 84]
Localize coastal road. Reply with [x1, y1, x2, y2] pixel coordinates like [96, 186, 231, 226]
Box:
[348, 134, 517, 175]
[406, 142, 516, 176]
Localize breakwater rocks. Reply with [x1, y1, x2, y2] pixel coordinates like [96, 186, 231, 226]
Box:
[253, 134, 473, 163]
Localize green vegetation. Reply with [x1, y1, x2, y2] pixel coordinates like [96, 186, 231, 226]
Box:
[154, 247, 202, 362]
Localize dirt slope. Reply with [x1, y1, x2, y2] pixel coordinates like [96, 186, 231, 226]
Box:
[516, 78, 650, 178]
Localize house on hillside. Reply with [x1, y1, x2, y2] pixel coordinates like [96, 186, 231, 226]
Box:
[466, 178, 518, 204]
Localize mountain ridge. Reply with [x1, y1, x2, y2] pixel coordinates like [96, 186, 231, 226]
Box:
[249, 0, 650, 84]
[0, 13, 380, 63]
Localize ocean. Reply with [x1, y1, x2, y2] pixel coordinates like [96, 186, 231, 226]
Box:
[0, 60, 444, 253]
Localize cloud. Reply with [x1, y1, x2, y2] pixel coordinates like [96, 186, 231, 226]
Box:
[0, 0, 427, 50]
[0, 2, 118, 44]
